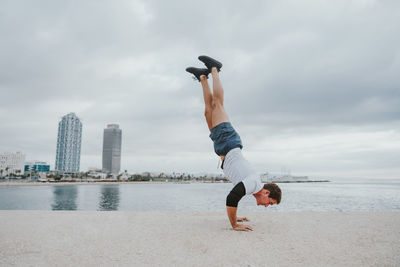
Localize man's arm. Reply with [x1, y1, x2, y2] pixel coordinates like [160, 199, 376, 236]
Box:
[226, 182, 253, 231]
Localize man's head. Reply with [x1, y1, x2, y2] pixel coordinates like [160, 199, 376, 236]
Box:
[254, 183, 282, 207]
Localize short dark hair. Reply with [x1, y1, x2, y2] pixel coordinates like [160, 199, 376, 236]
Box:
[263, 183, 282, 204]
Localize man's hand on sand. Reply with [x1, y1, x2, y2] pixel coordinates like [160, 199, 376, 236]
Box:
[236, 217, 249, 222]
[233, 224, 253, 231]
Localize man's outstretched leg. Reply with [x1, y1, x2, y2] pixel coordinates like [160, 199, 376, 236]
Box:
[210, 67, 229, 128]
[196, 55, 229, 129]
[200, 76, 213, 131]
[185, 67, 214, 131]
[197, 67, 229, 131]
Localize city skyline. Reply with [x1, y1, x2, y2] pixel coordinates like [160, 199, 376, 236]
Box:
[0, 1, 399, 179]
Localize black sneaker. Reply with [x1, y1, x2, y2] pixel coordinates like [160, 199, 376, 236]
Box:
[185, 67, 210, 81]
[198, 55, 223, 71]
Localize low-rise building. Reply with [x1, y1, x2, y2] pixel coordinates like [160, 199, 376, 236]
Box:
[87, 168, 108, 179]
[119, 170, 129, 181]
[24, 161, 51, 174]
[0, 152, 26, 176]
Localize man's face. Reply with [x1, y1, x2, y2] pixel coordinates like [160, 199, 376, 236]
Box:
[257, 190, 277, 207]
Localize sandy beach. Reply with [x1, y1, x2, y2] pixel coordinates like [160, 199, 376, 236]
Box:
[0, 211, 399, 266]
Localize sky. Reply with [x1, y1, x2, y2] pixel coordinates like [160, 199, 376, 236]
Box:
[0, 0, 399, 179]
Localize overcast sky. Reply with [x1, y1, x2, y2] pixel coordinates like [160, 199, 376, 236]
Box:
[1, 0, 399, 179]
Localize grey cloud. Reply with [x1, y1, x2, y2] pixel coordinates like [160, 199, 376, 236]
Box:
[1, 0, 399, 177]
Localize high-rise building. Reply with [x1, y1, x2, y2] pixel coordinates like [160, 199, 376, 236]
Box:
[0, 152, 25, 175]
[102, 124, 122, 175]
[55, 113, 82, 173]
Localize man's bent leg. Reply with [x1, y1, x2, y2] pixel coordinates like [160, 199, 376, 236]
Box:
[210, 68, 229, 128]
[200, 76, 213, 131]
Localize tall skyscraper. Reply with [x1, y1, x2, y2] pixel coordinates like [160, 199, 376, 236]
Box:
[55, 113, 82, 173]
[102, 124, 122, 175]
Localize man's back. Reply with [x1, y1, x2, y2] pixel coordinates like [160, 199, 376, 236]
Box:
[223, 148, 263, 195]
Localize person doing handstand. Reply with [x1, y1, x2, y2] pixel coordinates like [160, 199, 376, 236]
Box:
[186, 55, 282, 231]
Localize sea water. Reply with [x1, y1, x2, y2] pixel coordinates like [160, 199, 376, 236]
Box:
[0, 178, 399, 211]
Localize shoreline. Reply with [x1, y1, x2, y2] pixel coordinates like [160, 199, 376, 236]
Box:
[1, 211, 398, 266]
[0, 181, 190, 187]
[0, 180, 330, 187]
[270, 180, 330, 183]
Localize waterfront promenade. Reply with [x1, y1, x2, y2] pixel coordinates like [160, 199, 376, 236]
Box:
[1, 211, 399, 266]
